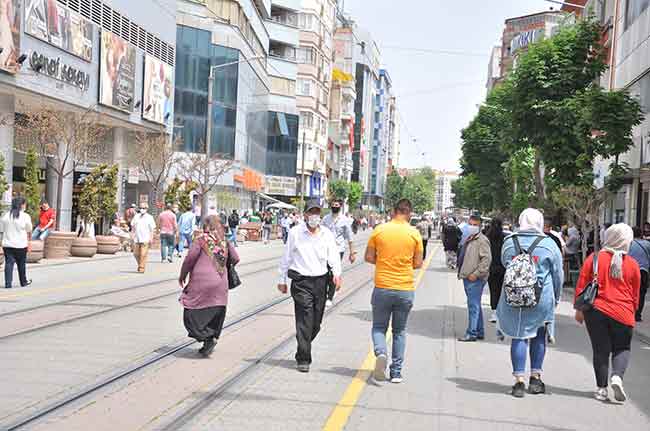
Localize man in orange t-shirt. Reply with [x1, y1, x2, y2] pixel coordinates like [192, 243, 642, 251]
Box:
[365, 198, 423, 384]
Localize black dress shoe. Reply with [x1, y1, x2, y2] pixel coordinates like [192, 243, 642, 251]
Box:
[21, 280, 32, 287]
[457, 336, 478, 342]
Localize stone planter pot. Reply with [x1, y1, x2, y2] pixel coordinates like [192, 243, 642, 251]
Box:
[0, 247, 3, 268]
[44, 231, 77, 259]
[27, 240, 44, 263]
[96, 235, 120, 255]
[70, 237, 98, 258]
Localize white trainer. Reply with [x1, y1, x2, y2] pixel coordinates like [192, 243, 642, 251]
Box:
[610, 375, 627, 402]
[489, 311, 497, 323]
[595, 387, 608, 401]
[325, 299, 333, 308]
[373, 354, 387, 381]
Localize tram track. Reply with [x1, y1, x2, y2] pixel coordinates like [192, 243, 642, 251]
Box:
[3, 261, 372, 431]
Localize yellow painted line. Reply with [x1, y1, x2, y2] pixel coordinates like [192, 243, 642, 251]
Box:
[322, 246, 438, 431]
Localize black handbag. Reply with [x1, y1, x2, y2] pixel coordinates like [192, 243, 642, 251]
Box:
[574, 253, 598, 311]
[227, 252, 241, 290]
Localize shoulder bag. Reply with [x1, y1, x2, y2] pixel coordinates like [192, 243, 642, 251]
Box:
[574, 253, 598, 311]
[226, 246, 241, 290]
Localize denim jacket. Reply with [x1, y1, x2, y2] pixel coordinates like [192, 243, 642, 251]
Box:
[496, 231, 564, 339]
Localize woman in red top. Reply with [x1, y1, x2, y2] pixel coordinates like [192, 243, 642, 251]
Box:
[575, 224, 640, 403]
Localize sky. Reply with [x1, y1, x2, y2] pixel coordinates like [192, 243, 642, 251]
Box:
[342, 0, 559, 172]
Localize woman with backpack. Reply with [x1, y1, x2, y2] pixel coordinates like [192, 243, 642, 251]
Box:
[574, 224, 640, 403]
[497, 208, 564, 398]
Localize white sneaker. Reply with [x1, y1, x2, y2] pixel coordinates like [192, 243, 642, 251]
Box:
[595, 387, 608, 401]
[610, 375, 627, 402]
[390, 375, 403, 384]
[325, 299, 333, 308]
[489, 312, 497, 323]
[373, 354, 387, 381]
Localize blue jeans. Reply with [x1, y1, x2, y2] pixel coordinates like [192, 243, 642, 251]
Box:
[229, 226, 238, 246]
[463, 278, 485, 339]
[31, 227, 50, 241]
[511, 326, 547, 377]
[160, 234, 175, 261]
[371, 288, 414, 376]
[178, 232, 193, 253]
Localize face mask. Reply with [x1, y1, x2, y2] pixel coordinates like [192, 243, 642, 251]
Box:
[467, 225, 480, 236]
[140, 209, 147, 214]
[307, 215, 321, 228]
[331, 207, 341, 214]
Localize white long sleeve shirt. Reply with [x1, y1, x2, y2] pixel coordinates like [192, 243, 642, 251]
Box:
[279, 223, 342, 284]
[131, 213, 156, 243]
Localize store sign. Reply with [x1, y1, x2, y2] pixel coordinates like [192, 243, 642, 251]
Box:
[510, 28, 545, 55]
[12, 166, 46, 183]
[234, 169, 264, 192]
[99, 31, 136, 113]
[265, 175, 296, 196]
[127, 167, 140, 184]
[142, 55, 173, 125]
[29, 51, 90, 91]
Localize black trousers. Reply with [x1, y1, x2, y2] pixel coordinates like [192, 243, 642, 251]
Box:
[637, 270, 649, 321]
[291, 274, 328, 364]
[422, 239, 428, 261]
[488, 267, 505, 310]
[584, 308, 633, 388]
[3, 247, 28, 289]
[327, 252, 345, 301]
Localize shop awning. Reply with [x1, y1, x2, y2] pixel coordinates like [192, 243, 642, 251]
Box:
[257, 192, 283, 204]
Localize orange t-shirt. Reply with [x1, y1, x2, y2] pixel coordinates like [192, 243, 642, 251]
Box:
[367, 220, 423, 291]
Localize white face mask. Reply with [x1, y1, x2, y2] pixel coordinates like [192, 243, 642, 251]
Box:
[467, 225, 480, 236]
[307, 215, 321, 229]
[140, 208, 147, 214]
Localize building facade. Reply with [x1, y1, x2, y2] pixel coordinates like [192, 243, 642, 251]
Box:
[433, 170, 459, 216]
[0, 0, 177, 230]
[295, 0, 336, 201]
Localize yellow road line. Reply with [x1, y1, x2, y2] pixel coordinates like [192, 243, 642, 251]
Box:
[322, 246, 438, 431]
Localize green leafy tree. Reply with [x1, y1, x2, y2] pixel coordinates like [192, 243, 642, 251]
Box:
[78, 164, 118, 236]
[164, 177, 197, 212]
[0, 154, 8, 214]
[327, 179, 349, 202]
[384, 170, 405, 210]
[348, 182, 363, 211]
[24, 148, 41, 224]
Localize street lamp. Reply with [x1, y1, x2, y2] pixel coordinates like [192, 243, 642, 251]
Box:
[204, 55, 264, 212]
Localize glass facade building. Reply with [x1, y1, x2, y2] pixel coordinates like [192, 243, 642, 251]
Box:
[266, 112, 299, 177]
[174, 25, 269, 173]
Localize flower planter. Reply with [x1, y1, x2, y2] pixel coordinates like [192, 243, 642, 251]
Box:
[70, 237, 98, 258]
[27, 240, 44, 263]
[44, 231, 77, 259]
[96, 235, 120, 255]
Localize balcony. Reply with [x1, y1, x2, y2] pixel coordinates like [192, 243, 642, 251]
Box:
[269, 55, 297, 79]
[266, 19, 299, 47]
[271, 0, 301, 12]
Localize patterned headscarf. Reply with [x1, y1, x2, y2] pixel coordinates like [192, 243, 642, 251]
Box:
[603, 223, 633, 280]
[200, 215, 228, 274]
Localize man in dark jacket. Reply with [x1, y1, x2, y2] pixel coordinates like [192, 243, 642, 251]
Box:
[442, 219, 462, 269]
[228, 210, 240, 246]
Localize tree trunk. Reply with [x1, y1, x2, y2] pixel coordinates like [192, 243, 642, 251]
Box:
[581, 220, 589, 262]
[56, 170, 64, 231]
[533, 149, 546, 203]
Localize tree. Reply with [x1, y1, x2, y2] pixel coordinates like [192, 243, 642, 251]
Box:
[506, 18, 642, 199]
[384, 170, 405, 210]
[176, 151, 235, 219]
[77, 164, 118, 236]
[402, 169, 435, 214]
[164, 177, 197, 212]
[133, 132, 179, 213]
[348, 182, 363, 212]
[13, 106, 109, 230]
[327, 179, 349, 202]
[0, 154, 8, 213]
[24, 147, 41, 224]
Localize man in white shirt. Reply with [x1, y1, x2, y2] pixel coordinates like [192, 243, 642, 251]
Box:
[278, 199, 342, 373]
[322, 199, 356, 306]
[280, 212, 291, 244]
[131, 203, 157, 273]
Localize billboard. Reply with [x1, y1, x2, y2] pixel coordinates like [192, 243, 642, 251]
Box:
[25, 0, 93, 62]
[0, 0, 21, 74]
[142, 55, 173, 125]
[99, 31, 136, 113]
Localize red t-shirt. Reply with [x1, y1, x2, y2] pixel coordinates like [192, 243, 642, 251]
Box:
[39, 208, 55, 229]
[575, 251, 641, 327]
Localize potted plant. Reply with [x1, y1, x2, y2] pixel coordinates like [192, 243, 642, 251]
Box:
[72, 164, 118, 257]
[0, 154, 8, 268]
[24, 147, 44, 263]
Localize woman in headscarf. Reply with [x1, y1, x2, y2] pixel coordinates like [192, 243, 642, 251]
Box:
[575, 223, 640, 403]
[486, 218, 507, 324]
[179, 215, 239, 357]
[497, 208, 564, 398]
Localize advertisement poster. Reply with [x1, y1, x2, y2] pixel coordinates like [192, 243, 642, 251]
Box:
[25, 0, 93, 61]
[99, 31, 136, 113]
[142, 55, 173, 125]
[0, 0, 21, 74]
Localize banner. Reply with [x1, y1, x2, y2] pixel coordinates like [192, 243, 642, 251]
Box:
[0, 0, 21, 74]
[142, 55, 173, 125]
[25, 0, 93, 62]
[99, 31, 136, 113]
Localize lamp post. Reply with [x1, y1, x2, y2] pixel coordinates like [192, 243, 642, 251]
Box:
[204, 55, 264, 215]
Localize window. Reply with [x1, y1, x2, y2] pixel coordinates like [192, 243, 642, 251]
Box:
[320, 118, 327, 136]
[300, 111, 314, 129]
[625, 0, 650, 30]
[297, 46, 316, 64]
[297, 79, 312, 96]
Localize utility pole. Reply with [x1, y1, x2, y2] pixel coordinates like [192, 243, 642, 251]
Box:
[299, 131, 306, 211]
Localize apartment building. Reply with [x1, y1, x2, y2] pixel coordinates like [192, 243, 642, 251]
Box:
[295, 0, 337, 201]
[434, 170, 459, 216]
